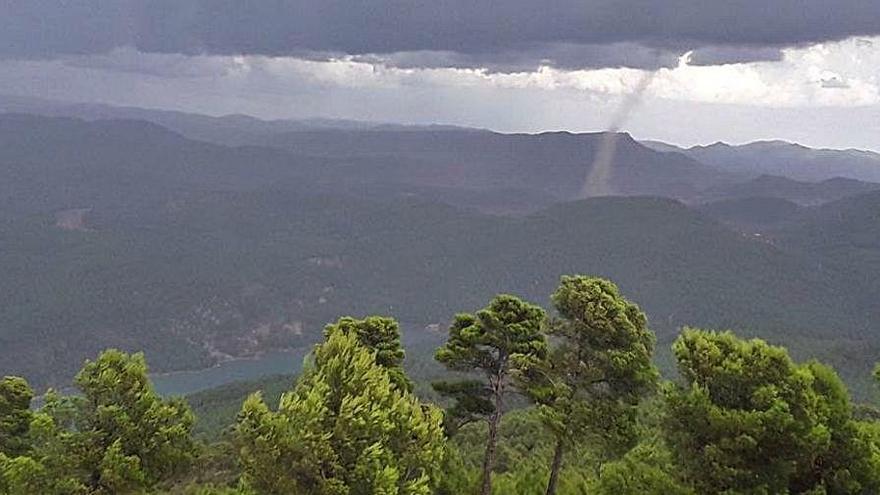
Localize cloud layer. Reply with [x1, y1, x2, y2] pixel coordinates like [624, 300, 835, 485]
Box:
[1, 2, 878, 151]
[3, 0, 880, 69]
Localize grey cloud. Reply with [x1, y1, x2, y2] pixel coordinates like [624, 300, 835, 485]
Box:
[355, 43, 682, 72]
[2, 55, 880, 151]
[1, 1, 132, 59]
[820, 77, 851, 89]
[2, 0, 879, 69]
[63, 48, 236, 78]
[687, 46, 784, 66]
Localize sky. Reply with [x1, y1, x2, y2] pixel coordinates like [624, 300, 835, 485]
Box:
[1, 1, 879, 150]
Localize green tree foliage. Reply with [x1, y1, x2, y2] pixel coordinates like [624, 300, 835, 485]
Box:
[69, 349, 196, 493]
[588, 442, 693, 495]
[3, 391, 89, 494]
[434, 294, 547, 495]
[875, 362, 880, 389]
[0, 350, 196, 494]
[664, 329, 880, 494]
[0, 377, 33, 457]
[6, 287, 880, 495]
[524, 276, 659, 495]
[0, 453, 57, 495]
[324, 315, 411, 391]
[438, 407, 598, 495]
[235, 328, 445, 495]
[430, 380, 494, 435]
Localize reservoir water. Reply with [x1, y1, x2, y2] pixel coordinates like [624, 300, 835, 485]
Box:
[152, 347, 310, 397]
[149, 325, 445, 397]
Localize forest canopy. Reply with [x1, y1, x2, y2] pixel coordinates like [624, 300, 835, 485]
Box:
[2, 276, 879, 494]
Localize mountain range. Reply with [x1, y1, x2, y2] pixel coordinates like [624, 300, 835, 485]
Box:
[644, 139, 880, 183]
[1, 106, 879, 398]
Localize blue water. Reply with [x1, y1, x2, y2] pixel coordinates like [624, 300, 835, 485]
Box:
[152, 347, 311, 397]
[149, 324, 448, 397]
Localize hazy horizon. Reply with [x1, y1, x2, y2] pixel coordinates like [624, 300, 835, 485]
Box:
[4, 91, 880, 153]
[2, 2, 879, 152]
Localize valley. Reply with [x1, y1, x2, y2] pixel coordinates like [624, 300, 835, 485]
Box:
[1, 110, 879, 398]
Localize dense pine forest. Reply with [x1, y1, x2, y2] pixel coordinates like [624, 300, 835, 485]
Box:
[3, 275, 879, 494]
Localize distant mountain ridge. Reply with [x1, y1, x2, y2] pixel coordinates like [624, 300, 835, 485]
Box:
[643, 139, 880, 183]
[10, 95, 880, 207]
[1, 113, 880, 398]
[248, 128, 733, 201]
[697, 174, 880, 206]
[0, 112, 733, 210]
[0, 94, 479, 146]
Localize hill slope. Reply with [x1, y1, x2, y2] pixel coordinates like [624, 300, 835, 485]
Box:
[255, 129, 733, 201]
[1, 189, 873, 390]
[1, 114, 878, 398]
[778, 191, 880, 318]
[697, 175, 880, 206]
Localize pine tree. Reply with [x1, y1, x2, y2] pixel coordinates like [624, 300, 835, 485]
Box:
[525, 276, 658, 495]
[236, 329, 445, 495]
[434, 294, 547, 495]
[324, 315, 411, 391]
[664, 329, 880, 494]
[1, 350, 195, 494]
[72, 349, 196, 493]
[589, 442, 693, 495]
[0, 377, 33, 457]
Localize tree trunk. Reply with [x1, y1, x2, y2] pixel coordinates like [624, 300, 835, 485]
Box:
[480, 383, 504, 495]
[545, 436, 566, 495]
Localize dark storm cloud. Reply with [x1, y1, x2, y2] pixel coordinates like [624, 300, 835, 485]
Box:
[687, 46, 785, 66]
[1, 0, 133, 59]
[2, 0, 879, 69]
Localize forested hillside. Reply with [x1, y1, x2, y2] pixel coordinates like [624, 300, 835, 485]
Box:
[697, 174, 880, 206]
[2, 280, 879, 494]
[1, 114, 880, 398]
[3, 187, 878, 392]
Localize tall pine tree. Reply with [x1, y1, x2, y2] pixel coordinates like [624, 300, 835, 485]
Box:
[434, 294, 547, 495]
[525, 276, 658, 495]
[236, 328, 445, 495]
[665, 329, 880, 494]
